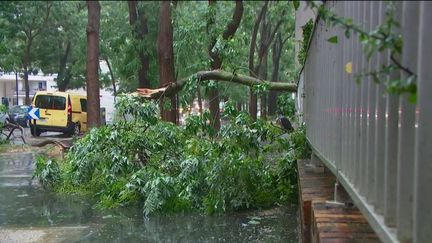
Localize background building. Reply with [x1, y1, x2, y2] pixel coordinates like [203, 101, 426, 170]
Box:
[0, 71, 115, 123]
[0, 71, 56, 106]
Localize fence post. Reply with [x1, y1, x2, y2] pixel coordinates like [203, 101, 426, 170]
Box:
[396, 2, 419, 241]
[413, 2, 432, 242]
[374, 0, 387, 215]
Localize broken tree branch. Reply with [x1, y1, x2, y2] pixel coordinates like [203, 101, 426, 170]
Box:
[135, 70, 297, 99]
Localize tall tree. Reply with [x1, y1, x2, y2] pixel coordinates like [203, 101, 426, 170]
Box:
[207, 0, 220, 131]
[104, 57, 117, 102]
[128, 1, 150, 88]
[259, 12, 271, 120]
[248, 2, 268, 120]
[157, 1, 177, 123]
[268, 33, 285, 116]
[34, 2, 88, 92]
[86, 1, 101, 128]
[0, 2, 52, 104]
[207, 0, 243, 131]
[249, 2, 285, 120]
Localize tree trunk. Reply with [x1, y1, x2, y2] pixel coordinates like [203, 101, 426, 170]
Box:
[207, 0, 243, 131]
[23, 38, 33, 105]
[105, 57, 117, 102]
[127, 1, 138, 26]
[197, 88, 203, 115]
[57, 41, 72, 92]
[236, 102, 242, 111]
[208, 87, 220, 130]
[86, 1, 101, 128]
[128, 1, 150, 88]
[268, 33, 282, 116]
[259, 17, 271, 120]
[157, 1, 177, 123]
[260, 47, 268, 119]
[248, 2, 268, 120]
[24, 69, 30, 105]
[207, 0, 220, 131]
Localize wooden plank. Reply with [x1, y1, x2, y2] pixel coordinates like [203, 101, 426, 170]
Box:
[298, 160, 380, 242]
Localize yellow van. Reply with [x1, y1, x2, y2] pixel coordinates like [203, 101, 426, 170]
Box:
[30, 91, 87, 137]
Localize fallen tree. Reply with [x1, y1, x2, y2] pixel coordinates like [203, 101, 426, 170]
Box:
[135, 70, 297, 99]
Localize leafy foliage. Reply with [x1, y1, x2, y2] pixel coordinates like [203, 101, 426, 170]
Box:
[289, 125, 311, 160]
[277, 94, 296, 118]
[307, 1, 417, 102]
[34, 97, 307, 216]
[297, 19, 314, 66]
[0, 104, 7, 113]
[276, 94, 296, 118]
[33, 156, 61, 189]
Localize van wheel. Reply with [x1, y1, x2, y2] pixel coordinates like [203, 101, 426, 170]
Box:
[30, 127, 41, 137]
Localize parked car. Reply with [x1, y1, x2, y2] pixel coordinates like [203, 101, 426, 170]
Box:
[30, 91, 87, 137]
[8, 105, 30, 127]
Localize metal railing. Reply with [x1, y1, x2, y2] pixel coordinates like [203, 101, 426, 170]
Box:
[13, 89, 39, 96]
[299, 1, 432, 242]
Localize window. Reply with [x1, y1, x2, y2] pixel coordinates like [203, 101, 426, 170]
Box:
[38, 81, 46, 90]
[35, 95, 66, 110]
[80, 99, 87, 112]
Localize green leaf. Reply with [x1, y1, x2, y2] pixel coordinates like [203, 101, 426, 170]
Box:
[345, 29, 351, 38]
[408, 93, 417, 104]
[355, 75, 362, 84]
[248, 220, 261, 225]
[359, 33, 368, 43]
[327, 36, 338, 44]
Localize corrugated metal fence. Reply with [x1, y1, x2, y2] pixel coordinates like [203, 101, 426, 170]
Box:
[298, 1, 432, 242]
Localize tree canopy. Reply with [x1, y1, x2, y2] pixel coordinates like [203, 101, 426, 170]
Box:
[0, 1, 297, 124]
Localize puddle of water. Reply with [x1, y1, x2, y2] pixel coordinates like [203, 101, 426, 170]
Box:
[0, 152, 298, 242]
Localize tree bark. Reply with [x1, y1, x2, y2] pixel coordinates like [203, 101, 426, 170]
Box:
[268, 33, 283, 116]
[57, 41, 71, 92]
[222, 1, 244, 39]
[157, 1, 177, 123]
[259, 49, 268, 120]
[23, 37, 33, 105]
[86, 1, 101, 128]
[253, 10, 270, 120]
[197, 88, 203, 115]
[259, 16, 270, 120]
[136, 70, 297, 99]
[254, 17, 284, 76]
[24, 69, 30, 105]
[248, 2, 268, 120]
[127, 1, 138, 26]
[128, 1, 150, 88]
[207, 0, 220, 131]
[236, 102, 242, 111]
[207, 0, 243, 131]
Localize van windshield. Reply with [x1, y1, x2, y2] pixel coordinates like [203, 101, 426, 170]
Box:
[35, 95, 66, 110]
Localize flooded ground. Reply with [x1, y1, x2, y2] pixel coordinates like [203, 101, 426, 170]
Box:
[0, 152, 298, 243]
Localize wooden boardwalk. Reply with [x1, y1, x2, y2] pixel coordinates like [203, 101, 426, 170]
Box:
[297, 160, 380, 243]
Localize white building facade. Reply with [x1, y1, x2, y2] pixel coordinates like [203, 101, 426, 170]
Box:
[0, 71, 56, 106]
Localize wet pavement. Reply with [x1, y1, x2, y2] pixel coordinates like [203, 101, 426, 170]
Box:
[0, 152, 298, 242]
